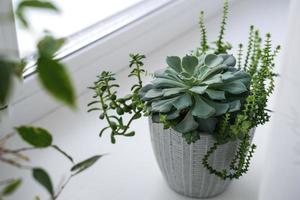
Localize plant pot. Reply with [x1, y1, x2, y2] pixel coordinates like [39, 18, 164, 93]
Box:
[149, 118, 255, 198]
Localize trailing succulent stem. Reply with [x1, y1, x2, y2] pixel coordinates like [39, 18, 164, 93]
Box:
[88, 54, 146, 143]
[215, 0, 231, 54]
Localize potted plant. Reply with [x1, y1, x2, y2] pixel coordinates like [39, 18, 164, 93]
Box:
[88, 0, 280, 198]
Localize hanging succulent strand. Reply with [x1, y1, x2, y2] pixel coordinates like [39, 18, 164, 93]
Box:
[215, 0, 229, 54]
[199, 11, 209, 53]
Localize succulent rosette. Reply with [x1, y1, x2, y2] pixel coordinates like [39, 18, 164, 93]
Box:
[140, 53, 251, 139]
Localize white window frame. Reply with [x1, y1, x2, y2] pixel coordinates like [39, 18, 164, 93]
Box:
[1, 0, 235, 127]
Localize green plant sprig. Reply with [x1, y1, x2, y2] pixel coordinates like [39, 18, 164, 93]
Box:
[88, 54, 146, 143]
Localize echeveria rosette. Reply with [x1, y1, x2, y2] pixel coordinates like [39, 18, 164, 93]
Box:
[140, 53, 251, 143]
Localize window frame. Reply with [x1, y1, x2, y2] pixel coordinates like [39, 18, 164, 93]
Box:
[2, 0, 231, 127]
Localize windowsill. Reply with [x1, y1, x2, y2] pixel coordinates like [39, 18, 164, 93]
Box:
[0, 0, 291, 199]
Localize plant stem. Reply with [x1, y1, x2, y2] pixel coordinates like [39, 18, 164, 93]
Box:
[53, 175, 73, 200]
[0, 157, 32, 170]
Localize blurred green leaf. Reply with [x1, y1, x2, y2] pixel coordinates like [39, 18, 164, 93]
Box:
[32, 168, 54, 197]
[37, 35, 65, 58]
[71, 155, 103, 175]
[52, 145, 74, 163]
[37, 57, 76, 108]
[0, 60, 16, 104]
[2, 179, 22, 196]
[16, 0, 60, 28]
[15, 126, 53, 148]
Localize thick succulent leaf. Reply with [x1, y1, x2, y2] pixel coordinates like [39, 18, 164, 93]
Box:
[203, 98, 230, 116]
[166, 56, 182, 73]
[143, 89, 163, 100]
[202, 74, 223, 85]
[217, 80, 247, 94]
[172, 93, 192, 110]
[139, 84, 154, 97]
[189, 85, 208, 94]
[200, 65, 227, 82]
[173, 111, 198, 133]
[152, 78, 186, 88]
[192, 95, 215, 118]
[221, 71, 235, 80]
[182, 55, 198, 75]
[151, 97, 179, 113]
[163, 88, 186, 97]
[166, 110, 180, 120]
[228, 100, 241, 112]
[219, 54, 236, 67]
[205, 89, 225, 100]
[155, 68, 184, 83]
[151, 113, 160, 123]
[204, 54, 223, 68]
[196, 118, 218, 133]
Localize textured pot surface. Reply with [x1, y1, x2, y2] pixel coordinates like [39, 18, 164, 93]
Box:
[149, 118, 255, 198]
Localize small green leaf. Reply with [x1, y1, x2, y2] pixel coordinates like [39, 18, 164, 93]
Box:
[37, 35, 65, 57]
[15, 126, 52, 148]
[52, 145, 74, 163]
[71, 155, 103, 175]
[166, 56, 182, 73]
[32, 168, 54, 197]
[124, 131, 135, 137]
[182, 55, 198, 75]
[37, 57, 76, 108]
[2, 179, 22, 196]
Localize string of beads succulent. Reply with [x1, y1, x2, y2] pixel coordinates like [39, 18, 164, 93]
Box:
[88, 0, 280, 180]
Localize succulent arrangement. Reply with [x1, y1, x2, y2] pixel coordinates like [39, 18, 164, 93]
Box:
[89, 0, 280, 180]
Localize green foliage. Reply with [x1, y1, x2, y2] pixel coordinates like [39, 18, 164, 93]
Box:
[1, 179, 22, 196]
[32, 168, 54, 198]
[215, 0, 231, 54]
[36, 36, 76, 109]
[16, 126, 53, 148]
[198, 11, 209, 54]
[16, 0, 60, 28]
[37, 56, 76, 109]
[88, 54, 146, 143]
[71, 155, 103, 175]
[140, 53, 250, 143]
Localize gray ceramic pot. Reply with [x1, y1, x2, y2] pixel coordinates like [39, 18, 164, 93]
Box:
[149, 118, 255, 198]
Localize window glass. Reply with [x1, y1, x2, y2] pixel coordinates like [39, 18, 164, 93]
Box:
[13, 0, 143, 58]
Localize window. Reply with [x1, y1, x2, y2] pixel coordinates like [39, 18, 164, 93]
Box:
[13, 0, 144, 58]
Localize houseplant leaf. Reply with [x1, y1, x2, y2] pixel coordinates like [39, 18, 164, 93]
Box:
[71, 155, 103, 175]
[15, 126, 52, 148]
[37, 57, 76, 108]
[32, 168, 54, 197]
[2, 179, 22, 196]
